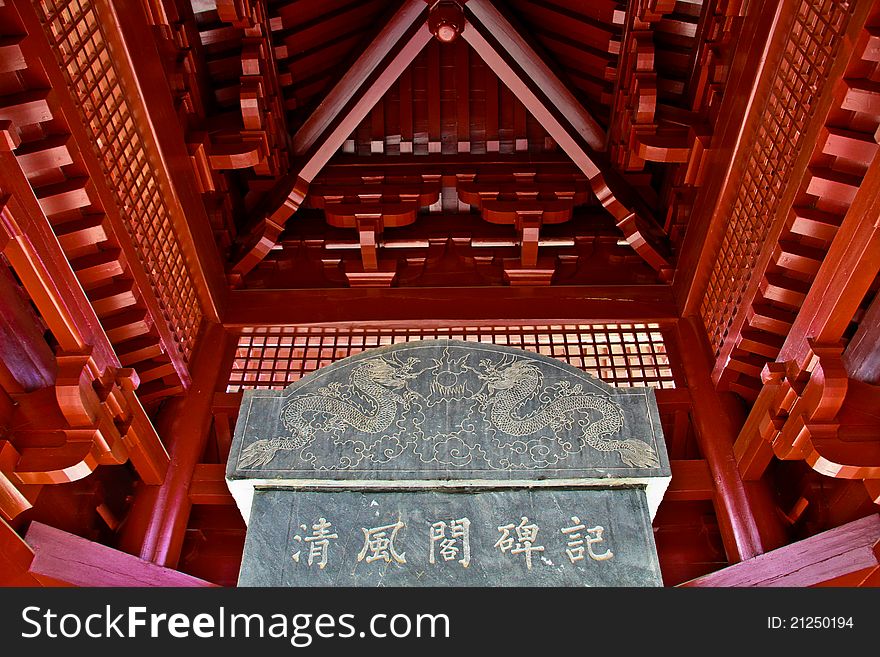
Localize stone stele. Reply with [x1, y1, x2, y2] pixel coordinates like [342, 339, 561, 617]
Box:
[228, 340, 671, 586]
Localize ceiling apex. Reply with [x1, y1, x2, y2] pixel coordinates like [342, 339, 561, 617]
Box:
[429, 1, 466, 43]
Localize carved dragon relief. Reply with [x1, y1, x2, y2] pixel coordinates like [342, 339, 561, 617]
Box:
[239, 346, 659, 471]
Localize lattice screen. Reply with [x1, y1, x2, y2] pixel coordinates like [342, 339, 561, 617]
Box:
[228, 324, 677, 392]
[36, 0, 203, 360]
[700, 0, 852, 356]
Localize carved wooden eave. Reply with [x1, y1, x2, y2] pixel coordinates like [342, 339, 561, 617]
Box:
[679, 0, 879, 400]
[734, 342, 880, 506]
[0, 0, 230, 403]
[228, 0, 675, 283]
[0, 156, 169, 524]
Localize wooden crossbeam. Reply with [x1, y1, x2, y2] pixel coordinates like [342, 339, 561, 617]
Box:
[190, 463, 235, 505]
[666, 459, 714, 502]
[224, 284, 677, 327]
[681, 514, 880, 587]
[189, 458, 715, 507]
[25, 522, 216, 587]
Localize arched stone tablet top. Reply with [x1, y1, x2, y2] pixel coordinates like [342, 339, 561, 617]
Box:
[227, 340, 670, 495]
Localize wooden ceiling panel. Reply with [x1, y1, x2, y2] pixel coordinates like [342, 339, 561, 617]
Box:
[344, 40, 559, 157]
[269, 0, 376, 30]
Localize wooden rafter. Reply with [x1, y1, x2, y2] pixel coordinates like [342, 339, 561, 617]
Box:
[231, 0, 673, 281]
[462, 0, 672, 279]
[464, 0, 606, 153]
[230, 0, 432, 279]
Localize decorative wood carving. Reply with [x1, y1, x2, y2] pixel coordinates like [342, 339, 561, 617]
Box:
[735, 342, 880, 504]
[307, 175, 442, 285]
[7, 353, 169, 487]
[456, 171, 590, 281]
[0, 352, 169, 521]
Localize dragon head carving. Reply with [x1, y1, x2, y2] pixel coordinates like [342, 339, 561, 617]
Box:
[478, 356, 539, 394]
[363, 355, 420, 388]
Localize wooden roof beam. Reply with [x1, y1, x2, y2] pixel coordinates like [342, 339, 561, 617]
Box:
[461, 0, 672, 279]
[24, 522, 216, 587]
[681, 513, 880, 587]
[223, 285, 677, 327]
[230, 1, 431, 279]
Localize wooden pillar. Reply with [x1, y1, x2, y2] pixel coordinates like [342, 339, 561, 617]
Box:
[675, 317, 787, 562]
[118, 322, 234, 567]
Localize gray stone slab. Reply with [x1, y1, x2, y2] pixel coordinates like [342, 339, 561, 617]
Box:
[227, 341, 670, 518]
[238, 487, 662, 587]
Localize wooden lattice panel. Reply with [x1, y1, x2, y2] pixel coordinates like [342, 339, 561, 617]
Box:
[700, 0, 853, 357]
[695, 0, 879, 398]
[228, 324, 677, 392]
[35, 0, 202, 360]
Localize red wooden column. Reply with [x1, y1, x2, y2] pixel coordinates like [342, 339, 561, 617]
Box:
[118, 322, 235, 567]
[675, 317, 787, 562]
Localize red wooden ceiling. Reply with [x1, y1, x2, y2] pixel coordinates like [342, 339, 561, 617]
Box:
[185, 0, 710, 289]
